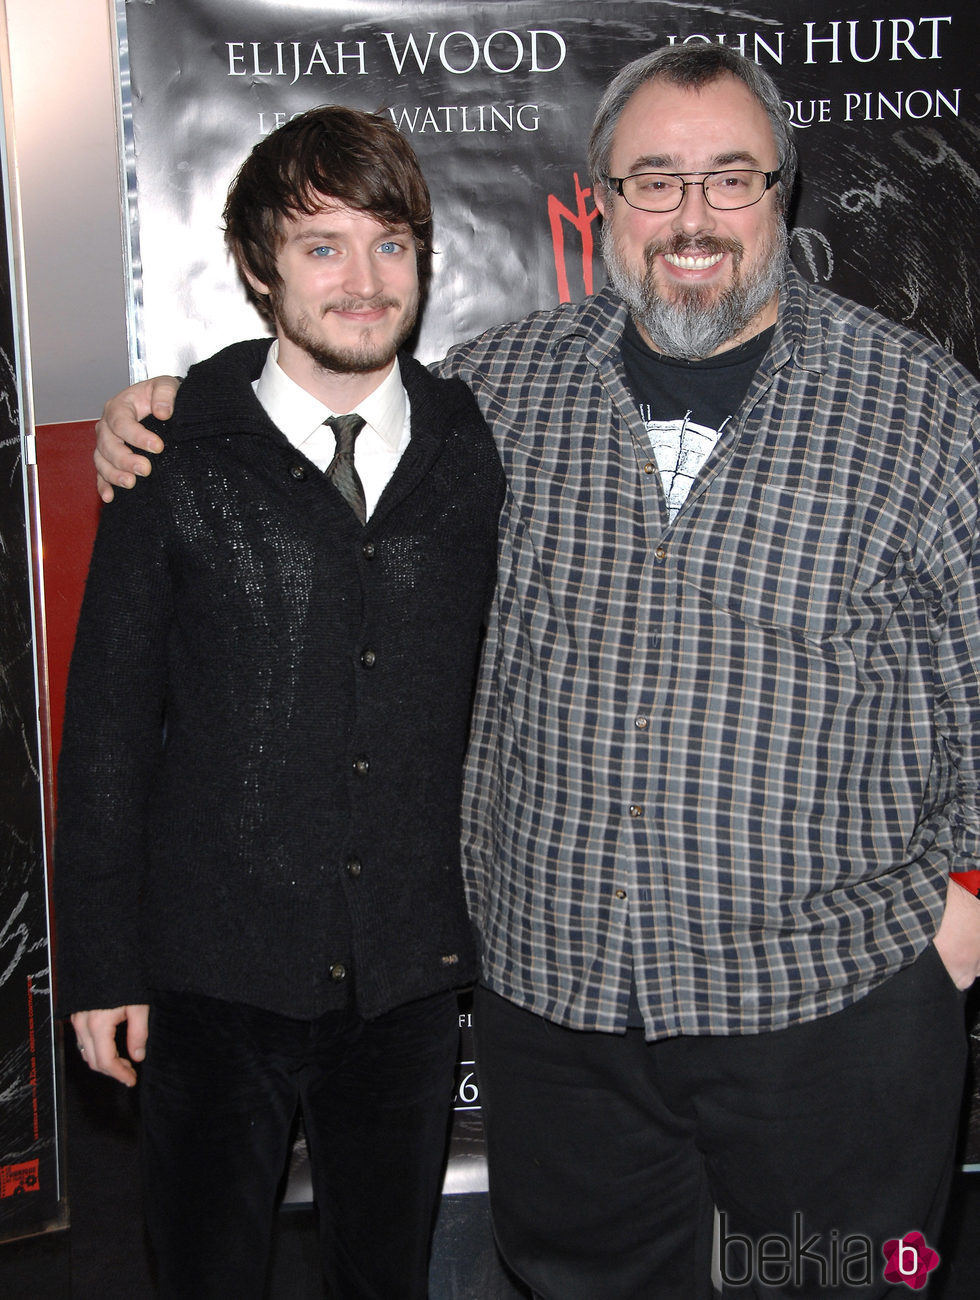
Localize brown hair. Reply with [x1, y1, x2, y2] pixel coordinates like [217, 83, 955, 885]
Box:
[223, 105, 433, 322]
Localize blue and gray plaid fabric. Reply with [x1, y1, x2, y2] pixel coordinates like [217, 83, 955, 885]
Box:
[441, 264, 980, 1039]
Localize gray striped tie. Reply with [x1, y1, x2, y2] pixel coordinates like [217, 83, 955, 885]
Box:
[325, 414, 367, 523]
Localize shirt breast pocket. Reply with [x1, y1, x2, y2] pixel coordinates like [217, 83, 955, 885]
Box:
[704, 487, 856, 641]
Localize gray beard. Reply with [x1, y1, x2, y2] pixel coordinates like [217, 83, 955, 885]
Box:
[602, 220, 788, 361]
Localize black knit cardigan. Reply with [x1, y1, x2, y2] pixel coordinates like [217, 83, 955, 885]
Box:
[55, 340, 504, 1020]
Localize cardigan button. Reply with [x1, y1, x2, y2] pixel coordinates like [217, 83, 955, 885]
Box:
[290, 464, 307, 481]
[352, 756, 370, 776]
[329, 963, 347, 982]
[362, 541, 377, 559]
[346, 856, 362, 878]
[360, 649, 377, 669]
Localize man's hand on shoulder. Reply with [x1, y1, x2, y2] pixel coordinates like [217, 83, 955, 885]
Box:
[95, 375, 180, 502]
[71, 1004, 150, 1087]
[934, 877, 980, 989]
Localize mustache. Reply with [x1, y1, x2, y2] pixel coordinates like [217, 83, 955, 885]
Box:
[645, 233, 744, 263]
[321, 295, 402, 314]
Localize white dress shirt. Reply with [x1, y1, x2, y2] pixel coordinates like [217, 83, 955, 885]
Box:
[253, 340, 411, 520]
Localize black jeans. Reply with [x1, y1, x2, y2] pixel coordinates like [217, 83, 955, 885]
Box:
[474, 944, 968, 1299]
[139, 989, 458, 1299]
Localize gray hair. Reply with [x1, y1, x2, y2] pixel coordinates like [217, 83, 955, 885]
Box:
[588, 44, 797, 208]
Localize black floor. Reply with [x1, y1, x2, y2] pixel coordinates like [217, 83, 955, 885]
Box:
[2, 1042, 978, 1298]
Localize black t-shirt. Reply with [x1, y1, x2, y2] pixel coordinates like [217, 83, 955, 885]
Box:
[620, 315, 774, 520]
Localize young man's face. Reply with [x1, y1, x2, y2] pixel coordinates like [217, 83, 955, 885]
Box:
[595, 73, 786, 358]
[249, 201, 420, 387]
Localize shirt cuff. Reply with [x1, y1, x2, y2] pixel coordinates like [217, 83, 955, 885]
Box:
[950, 870, 980, 898]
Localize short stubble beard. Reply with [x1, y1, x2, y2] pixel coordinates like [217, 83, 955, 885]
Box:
[275, 291, 419, 376]
[601, 214, 788, 361]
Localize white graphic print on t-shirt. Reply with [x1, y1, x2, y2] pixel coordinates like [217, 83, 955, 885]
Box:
[640, 407, 731, 521]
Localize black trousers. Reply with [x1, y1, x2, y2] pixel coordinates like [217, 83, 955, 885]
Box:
[139, 989, 459, 1299]
[474, 944, 968, 1299]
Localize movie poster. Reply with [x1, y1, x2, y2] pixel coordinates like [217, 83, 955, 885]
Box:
[114, 0, 979, 1170]
[0, 87, 63, 1240]
[118, 1, 976, 378]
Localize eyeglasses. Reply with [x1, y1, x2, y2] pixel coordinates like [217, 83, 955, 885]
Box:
[604, 168, 782, 213]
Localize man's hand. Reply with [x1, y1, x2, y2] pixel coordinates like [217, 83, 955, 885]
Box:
[71, 1005, 150, 1087]
[94, 375, 179, 502]
[933, 878, 980, 989]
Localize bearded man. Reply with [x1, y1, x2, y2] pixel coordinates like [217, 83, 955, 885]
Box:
[93, 44, 980, 1300]
[56, 106, 503, 1300]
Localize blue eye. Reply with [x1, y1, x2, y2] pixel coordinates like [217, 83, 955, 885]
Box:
[378, 241, 399, 254]
[311, 245, 333, 257]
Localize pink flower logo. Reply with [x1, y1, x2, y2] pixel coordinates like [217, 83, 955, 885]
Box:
[882, 1233, 940, 1289]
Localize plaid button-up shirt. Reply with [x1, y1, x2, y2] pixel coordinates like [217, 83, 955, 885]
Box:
[440, 263, 980, 1039]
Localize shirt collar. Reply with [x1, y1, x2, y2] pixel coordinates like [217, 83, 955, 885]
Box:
[555, 283, 631, 365]
[253, 339, 407, 450]
[768, 261, 827, 377]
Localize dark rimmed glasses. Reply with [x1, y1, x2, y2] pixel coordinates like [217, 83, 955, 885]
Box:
[604, 168, 783, 213]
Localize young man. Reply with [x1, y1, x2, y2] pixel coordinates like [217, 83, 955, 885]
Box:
[57, 106, 503, 1299]
[95, 46, 980, 1300]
